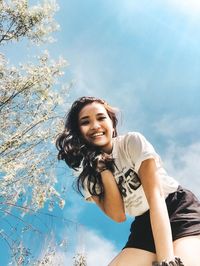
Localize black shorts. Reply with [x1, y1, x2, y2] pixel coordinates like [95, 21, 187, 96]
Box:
[123, 186, 200, 253]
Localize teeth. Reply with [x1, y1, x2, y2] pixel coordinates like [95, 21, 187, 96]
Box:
[92, 132, 104, 137]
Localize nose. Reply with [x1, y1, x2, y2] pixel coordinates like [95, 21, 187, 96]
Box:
[91, 120, 101, 130]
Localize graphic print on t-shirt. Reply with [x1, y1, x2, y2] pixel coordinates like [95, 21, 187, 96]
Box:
[116, 168, 141, 197]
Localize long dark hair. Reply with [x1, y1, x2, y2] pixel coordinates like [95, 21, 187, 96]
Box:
[56, 96, 118, 197]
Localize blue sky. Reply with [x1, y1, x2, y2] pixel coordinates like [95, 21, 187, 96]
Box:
[1, 0, 200, 265]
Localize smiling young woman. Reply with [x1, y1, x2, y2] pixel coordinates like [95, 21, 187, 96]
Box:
[78, 102, 115, 153]
[56, 96, 200, 266]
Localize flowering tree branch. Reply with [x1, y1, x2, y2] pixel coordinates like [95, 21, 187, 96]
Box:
[0, 1, 87, 264]
[0, 0, 59, 44]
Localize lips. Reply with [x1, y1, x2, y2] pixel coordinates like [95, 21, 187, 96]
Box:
[90, 132, 105, 138]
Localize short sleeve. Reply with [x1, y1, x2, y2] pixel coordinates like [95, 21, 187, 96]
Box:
[125, 132, 160, 173]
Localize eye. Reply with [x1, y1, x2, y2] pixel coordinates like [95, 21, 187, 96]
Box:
[98, 116, 107, 121]
[80, 120, 89, 126]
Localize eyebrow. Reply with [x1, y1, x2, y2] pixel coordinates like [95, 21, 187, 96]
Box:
[79, 112, 106, 120]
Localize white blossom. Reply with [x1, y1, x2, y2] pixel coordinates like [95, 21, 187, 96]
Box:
[0, 1, 79, 265]
[73, 253, 88, 266]
[0, 0, 60, 44]
[0, 1, 87, 265]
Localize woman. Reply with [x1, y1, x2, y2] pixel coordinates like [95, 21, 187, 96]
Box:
[56, 96, 200, 266]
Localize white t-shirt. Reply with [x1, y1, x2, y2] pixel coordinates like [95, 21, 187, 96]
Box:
[83, 132, 179, 217]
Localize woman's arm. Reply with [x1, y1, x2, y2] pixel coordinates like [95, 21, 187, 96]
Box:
[92, 170, 126, 223]
[139, 158, 174, 262]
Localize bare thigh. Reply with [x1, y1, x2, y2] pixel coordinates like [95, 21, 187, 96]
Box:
[108, 248, 156, 266]
[174, 235, 200, 266]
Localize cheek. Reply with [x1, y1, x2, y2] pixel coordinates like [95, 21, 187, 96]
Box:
[79, 127, 84, 135]
[79, 126, 87, 137]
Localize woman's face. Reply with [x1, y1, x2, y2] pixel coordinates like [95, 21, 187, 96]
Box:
[78, 102, 114, 153]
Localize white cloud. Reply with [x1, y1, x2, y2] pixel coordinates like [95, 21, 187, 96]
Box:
[154, 115, 200, 198]
[81, 229, 118, 266]
[163, 141, 200, 198]
[166, 0, 200, 16]
[107, 0, 144, 16]
[108, 0, 200, 17]
[104, 0, 200, 32]
[39, 228, 118, 266]
[153, 115, 200, 139]
[68, 46, 112, 100]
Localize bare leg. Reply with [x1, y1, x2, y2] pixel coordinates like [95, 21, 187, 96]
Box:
[173, 235, 200, 266]
[108, 234, 200, 266]
[108, 248, 156, 266]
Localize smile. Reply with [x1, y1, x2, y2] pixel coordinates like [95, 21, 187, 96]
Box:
[91, 132, 104, 138]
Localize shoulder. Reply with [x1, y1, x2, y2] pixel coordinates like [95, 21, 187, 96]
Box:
[112, 132, 146, 156]
[113, 131, 156, 156]
[114, 132, 146, 146]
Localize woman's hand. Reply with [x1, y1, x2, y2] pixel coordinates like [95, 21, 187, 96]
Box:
[93, 153, 115, 173]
